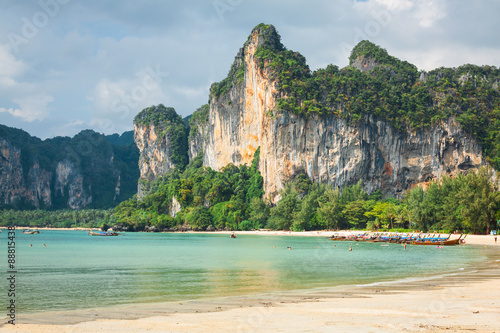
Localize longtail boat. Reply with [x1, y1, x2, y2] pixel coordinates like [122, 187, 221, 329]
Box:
[412, 234, 462, 246]
[88, 229, 118, 236]
[22, 229, 40, 234]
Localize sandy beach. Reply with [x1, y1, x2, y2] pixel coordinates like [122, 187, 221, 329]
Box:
[192, 230, 500, 247]
[8, 227, 497, 247]
[1, 237, 499, 333]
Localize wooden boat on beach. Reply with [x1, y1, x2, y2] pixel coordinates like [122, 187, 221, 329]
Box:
[88, 229, 118, 236]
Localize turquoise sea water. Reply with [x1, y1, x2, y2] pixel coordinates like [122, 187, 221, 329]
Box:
[1, 230, 485, 313]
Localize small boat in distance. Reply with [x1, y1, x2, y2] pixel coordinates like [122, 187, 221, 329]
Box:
[88, 229, 118, 236]
[22, 229, 40, 234]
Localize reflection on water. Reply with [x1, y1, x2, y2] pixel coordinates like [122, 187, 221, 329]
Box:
[1, 231, 484, 313]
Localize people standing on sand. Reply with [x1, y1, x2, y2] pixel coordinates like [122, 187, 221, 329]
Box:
[495, 236, 497, 244]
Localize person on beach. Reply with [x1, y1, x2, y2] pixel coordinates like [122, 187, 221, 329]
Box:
[495, 236, 497, 244]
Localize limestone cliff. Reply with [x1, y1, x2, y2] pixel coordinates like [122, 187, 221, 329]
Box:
[0, 125, 139, 209]
[55, 159, 92, 209]
[0, 138, 51, 208]
[202, 24, 488, 201]
[188, 104, 209, 161]
[133, 104, 189, 197]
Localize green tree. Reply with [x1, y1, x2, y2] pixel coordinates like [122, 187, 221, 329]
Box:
[316, 186, 342, 230]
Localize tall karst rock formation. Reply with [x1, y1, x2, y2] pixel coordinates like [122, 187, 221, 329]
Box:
[135, 24, 496, 202]
[198, 24, 486, 201]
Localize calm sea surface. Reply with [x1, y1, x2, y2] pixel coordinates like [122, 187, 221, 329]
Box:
[1, 230, 485, 313]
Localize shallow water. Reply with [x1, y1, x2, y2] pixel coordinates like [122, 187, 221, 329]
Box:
[1, 230, 485, 313]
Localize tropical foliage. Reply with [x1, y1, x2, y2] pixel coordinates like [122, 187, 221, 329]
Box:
[0, 209, 114, 228]
[113, 148, 265, 231]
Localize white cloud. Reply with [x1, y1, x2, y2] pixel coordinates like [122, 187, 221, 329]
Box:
[414, 0, 447, 28]
[54, 119, 86, 137]
[87, 65, 170, 133]
[0, 44, 28, 88]
[0, 0, 499, 139]
[400, 45, 500, 71]
[375, 0, 414, 12]
[0, 94, 53, 122]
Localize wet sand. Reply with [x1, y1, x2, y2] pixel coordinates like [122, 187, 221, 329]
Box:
[1, 245, 499, 332]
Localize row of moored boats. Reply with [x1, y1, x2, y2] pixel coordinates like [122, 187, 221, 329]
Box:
[330, 233, 465, 246]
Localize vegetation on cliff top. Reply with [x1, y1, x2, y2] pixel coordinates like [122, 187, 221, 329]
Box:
[134, 104, 189, 170]
[210, 24, 500, 170]
[188, 104, 209, 141]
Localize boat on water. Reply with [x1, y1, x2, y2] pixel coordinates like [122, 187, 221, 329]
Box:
[412, 235, 462, 246]
[22, 229, 40, 234]
[88, 229, 118, 236]
[230, 233, 236, 238]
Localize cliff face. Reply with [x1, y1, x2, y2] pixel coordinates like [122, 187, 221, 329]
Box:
[55, 159, 92, 209]
[0, 125, 139, 209]
[134, 123, 176, 181]
[188, 105, 209, 161]
[133, 104, 189, 198]
[203, 26, 486, 201]
[0, 138, 52, 208]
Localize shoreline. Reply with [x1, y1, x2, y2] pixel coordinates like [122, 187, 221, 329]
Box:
[1, 246, 499, 332]
[6, 227, 498, 247]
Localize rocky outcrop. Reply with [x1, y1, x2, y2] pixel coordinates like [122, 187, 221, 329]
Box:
[169, 197, 181, 217]
[202, 25, 487, 201]
[134, 123, 177, 182]
[133, 105, 189, 198]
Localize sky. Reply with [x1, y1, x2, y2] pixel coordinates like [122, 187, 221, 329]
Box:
[0, 0, 499, 139]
